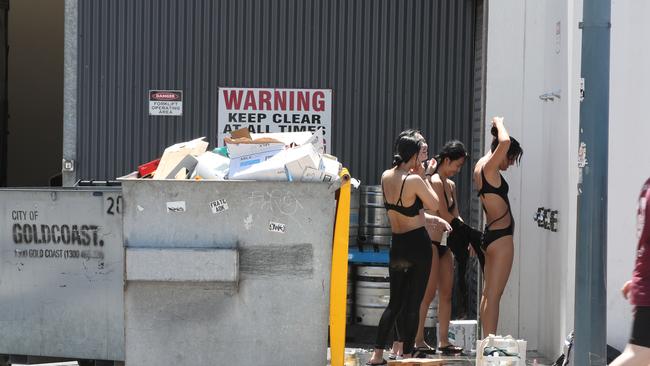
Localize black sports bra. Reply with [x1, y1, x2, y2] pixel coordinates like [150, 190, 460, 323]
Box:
[382, 173, 423, 217]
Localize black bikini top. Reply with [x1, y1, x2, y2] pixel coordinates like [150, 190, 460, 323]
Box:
[383, 173, 423, 217]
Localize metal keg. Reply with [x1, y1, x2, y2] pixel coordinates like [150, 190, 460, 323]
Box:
[358, 186, 391, 251]
[355, 266, 437, 327]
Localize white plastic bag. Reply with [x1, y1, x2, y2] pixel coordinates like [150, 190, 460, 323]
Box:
[476, 334, 527, 366]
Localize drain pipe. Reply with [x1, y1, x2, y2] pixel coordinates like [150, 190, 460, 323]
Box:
[574, 0, 610, 365]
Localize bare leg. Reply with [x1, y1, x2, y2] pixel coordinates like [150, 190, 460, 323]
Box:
[436, 250, 454, 347]
[609, 344, 650, 366]
[389, 341, 403, 357]
[480, 236, 514, 338]
[368, 349, 385, 364]
[414, 247, 440, 348]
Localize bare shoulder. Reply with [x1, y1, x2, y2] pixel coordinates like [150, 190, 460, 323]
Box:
[430, 174, 443, 185]
[406, 172, 425, 185]
[474, 157, 486, 176]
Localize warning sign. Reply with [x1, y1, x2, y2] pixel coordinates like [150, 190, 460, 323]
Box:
[217, 87, 332, 152]
[149, 90, 183, 116]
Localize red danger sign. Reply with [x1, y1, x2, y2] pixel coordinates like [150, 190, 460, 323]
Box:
[149, 90, 183, 116]
[150, 91, 181, 101]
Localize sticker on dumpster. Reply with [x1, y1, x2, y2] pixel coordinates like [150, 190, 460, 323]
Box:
[209, 199, 229, 214]
[268, 221, 286, 234]
[166, 201, 186, 213]
[149, 90, 183, 116]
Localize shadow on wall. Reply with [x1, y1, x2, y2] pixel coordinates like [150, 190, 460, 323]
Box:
[7, 0, 64, 187]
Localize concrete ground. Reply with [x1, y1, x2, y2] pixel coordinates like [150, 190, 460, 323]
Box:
[340, 324, 554, 365]
[336, 348, 553, 365]
[345, 349, 553, 366]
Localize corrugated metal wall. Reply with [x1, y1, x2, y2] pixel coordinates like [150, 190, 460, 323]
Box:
[77, 0, 477, 211]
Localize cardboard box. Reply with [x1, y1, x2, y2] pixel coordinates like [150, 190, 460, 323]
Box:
[153, 137, 209, 179]
[226, 142, 285, 178]
[284, 143, 321, 181]
[437, 320, 477, 353]
[250, 131, 312, 147]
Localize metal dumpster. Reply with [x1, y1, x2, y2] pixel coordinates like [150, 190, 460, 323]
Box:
[0, 187, 125, 362]
[120, 179, 337, 366]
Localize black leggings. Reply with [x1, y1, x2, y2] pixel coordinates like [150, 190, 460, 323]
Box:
[374, 227, 432, 354]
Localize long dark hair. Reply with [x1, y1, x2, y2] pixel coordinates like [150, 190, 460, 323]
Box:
[435, 140, 469, 171]
[392, 130, 423, 167]
[490, 126, 523, 165]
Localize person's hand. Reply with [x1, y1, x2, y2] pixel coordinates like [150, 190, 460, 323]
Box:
[411, 160, 426, 176]
[622, 280, 633, 301]
[468, 245, 476, 257]
[424, 157, 437, 177]
[427, 215, 451, 232]
[491, 116, 504, 127]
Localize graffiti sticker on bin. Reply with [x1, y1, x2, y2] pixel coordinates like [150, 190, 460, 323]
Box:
[209, 199, 229, 214]
[268, 221, 286, 234]
[166, 201, 186, 213]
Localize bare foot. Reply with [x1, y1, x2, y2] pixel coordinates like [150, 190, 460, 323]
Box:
[367, 349, 386, 365]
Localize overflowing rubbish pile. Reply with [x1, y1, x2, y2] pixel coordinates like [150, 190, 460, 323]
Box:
[129, 128, 341, 183]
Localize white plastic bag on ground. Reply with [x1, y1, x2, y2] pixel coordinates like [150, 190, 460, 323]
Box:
[476, 334, 527, 366]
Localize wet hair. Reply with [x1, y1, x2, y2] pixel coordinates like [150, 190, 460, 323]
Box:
[490, 126, 523, 165]
[394, 129, 424, 150]
[435, 140, 469, 166]
[392, 130, 423, 167]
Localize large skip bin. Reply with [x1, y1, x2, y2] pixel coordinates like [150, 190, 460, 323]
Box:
[121, 179, 337, 366]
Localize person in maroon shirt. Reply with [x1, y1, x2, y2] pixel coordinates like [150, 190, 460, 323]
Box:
[610, 178, 650, 365]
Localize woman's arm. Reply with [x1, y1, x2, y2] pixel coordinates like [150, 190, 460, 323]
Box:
[484, 116, 511, 172]
[413, 175, 440, 213]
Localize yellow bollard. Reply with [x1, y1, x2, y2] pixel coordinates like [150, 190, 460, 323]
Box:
[330, 168, 351, 366]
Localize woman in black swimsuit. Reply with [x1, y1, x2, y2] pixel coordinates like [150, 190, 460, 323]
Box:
[413, 140, 476, 355]
[473, 117, 523, 338]
[366, 130, 441, 365]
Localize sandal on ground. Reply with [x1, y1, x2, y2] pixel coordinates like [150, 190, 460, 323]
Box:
[438, 344, 464, 355]
[413, 346, 436, 355]
[365, 359, 387, 366]
[411, 349, 431, 359]
[413, 344, 437, 354]
[388, 352, 402, 360]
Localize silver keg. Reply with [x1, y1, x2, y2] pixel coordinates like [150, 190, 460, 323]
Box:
[355, 266, 437, 327]
[358, 186, 392, 251]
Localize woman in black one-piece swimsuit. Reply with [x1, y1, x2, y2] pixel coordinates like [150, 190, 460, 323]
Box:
[472, 117, 523, 338]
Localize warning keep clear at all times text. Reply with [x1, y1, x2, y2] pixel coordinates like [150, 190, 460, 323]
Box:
[218, 88, 333, 144]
